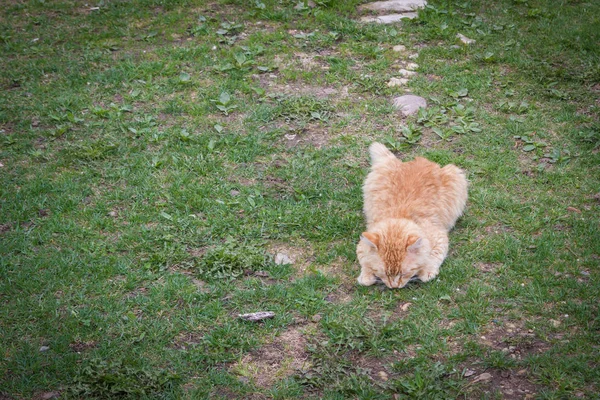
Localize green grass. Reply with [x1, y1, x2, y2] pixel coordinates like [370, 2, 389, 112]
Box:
[1, 0, 599, 398]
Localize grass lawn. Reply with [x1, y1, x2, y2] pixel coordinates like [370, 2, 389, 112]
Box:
[1, 0, 599, 398]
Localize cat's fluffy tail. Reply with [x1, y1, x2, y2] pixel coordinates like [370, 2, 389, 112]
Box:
[369, 142, 396, 165]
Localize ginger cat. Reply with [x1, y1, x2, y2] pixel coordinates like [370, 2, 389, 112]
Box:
[357, 142, 468, 289]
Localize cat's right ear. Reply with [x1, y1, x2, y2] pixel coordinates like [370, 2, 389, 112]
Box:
[360, 232, 380, 249]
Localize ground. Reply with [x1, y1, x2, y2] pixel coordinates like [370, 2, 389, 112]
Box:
[0, 0, 599, 399]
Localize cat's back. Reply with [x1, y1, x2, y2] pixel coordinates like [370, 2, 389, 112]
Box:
[364, 152, 467, 228]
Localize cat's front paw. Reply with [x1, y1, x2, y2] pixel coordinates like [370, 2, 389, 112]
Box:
[417, 269, 439, 282]
[357, 271, 378, 286]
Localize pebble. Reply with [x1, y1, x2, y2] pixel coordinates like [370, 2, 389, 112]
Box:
[405, 62, 419, 70]
[275, 253, 292, 265]
[398, 68, 417, 77]
[378, 371, 389, 381]
[393, 44, 407, 52]
[360, 13, 418, 23]
[472, 372, 492, 383]
[40, 346, 50, 352]
[359, 0, 428, 12]
[392, 95, 427, 116]
[388, 77, 409, 87]
[456, 33, 475, 44]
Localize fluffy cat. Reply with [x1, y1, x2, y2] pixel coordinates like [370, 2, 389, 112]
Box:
[356, 142, 468, 289]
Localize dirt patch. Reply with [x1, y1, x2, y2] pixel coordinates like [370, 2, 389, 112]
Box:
[124, 286, 148, 299]
[171, 331, 205, 351]
[0, 223, 13, 234]
[485, 223, 513, 235]
[475, 262, 503, 273]
[280, 123, 333, 149]
[268, 242, 314, 277]
[324, 286, 353, 304]
[253, 73, 348, 100]
[69, 340, 97, 353]
[467, 368, 539, 399]
[480, 321, 549, 359]
[348, 350, 416, 383]
[231, 325, 310, 388]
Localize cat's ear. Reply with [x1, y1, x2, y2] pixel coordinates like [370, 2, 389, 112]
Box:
[360, 232, 380, 249]
[406, 235, 423, 253]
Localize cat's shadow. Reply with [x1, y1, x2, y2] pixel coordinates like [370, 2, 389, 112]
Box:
[372, 276, 421, 290]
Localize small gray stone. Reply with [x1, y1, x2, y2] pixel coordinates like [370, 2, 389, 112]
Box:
[275, 253, 292, 265]
[408, 53, 419, 59]
[360, 13, 418, 24]
[392, 95, 427, 116]
[294, 0, 316, 9]
[378, 371, 389, 381]
[40, 346, 50, 352]
[456, 33, 475, 45]
[392, 44, 406, 52]
[359, 0, 427, 12]
[230, 190, 240, 197]
[398, 68, 417, 77]
[387, 77, 409, 87]
[238, 311, 275, 322]
[405, 62, 419, 70]
[471, 372, 493, 383]
[464, 369, 476, 377]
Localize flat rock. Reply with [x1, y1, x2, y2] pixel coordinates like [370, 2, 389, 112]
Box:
[294, 0, 316, 9]
[360, 13, 417, 23]
[392, 95, 427, 116]
[399, 68, 417, 77]
[359, 0, 427, 12]
[238, 311, 275, 322]
[275, 252, 292, 265]
[392, 44, 407, 52]
[378, 371, 389, 381]
[472, 372, 493, 383]
[387, 77, 409, 87]
[457, 33, 475, 44]
[405, 62, 419, 70]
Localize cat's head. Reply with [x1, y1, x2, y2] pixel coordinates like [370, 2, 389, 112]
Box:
[356, 220, 428, 288]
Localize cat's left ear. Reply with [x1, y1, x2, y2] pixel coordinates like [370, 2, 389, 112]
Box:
[360, 232, 380, 249]
[406, 236, 423, 253]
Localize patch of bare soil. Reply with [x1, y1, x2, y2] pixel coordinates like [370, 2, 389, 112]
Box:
[0, 223, 13, 234]
[480, 321, 550, 359]
[231, 325, 311, 388]
[280, 123, 332, 149]
[348, 349, 416, 383]
[485, 223, 514, 235]
[467, 368, 538, 399]
[268, 242, 315, 277]
[171, 331, 205, 351]
[475, 262, 503, 273]
[253, 72, 348, 100]
[324, 286, 353, 305]
[124, 286, 148, 299]
[69, 340, 97, 353]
